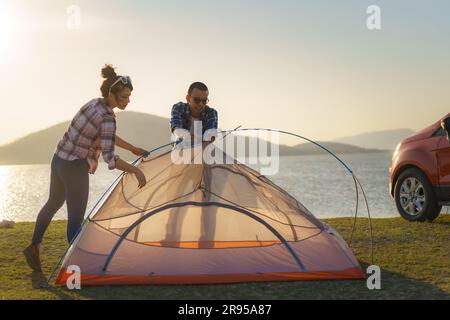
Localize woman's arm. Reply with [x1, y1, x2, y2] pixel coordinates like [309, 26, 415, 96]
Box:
[116, 135, 147, 156]
[99, 120, 146, 188]
[115, 158, 147, 188]
[116, 135, 134, 151]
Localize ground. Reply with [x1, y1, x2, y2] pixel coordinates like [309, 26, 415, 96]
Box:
[0, 216, 449, 300]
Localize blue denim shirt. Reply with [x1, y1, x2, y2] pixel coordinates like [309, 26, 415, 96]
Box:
[170, 102, 218, 134]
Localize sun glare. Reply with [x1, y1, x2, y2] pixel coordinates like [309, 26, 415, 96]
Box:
[0, 2, 16, 58]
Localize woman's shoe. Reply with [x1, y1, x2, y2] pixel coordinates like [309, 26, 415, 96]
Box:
[23, 244, 42, 272]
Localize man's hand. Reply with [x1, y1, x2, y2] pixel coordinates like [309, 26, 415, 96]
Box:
[173, 128, 190, 140]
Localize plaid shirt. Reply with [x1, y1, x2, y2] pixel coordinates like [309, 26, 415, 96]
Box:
[170, 102, 218, 134]
[55, 98, 119, 174]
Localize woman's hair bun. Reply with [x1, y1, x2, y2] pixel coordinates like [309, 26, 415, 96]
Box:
[101, 64, 117, 79]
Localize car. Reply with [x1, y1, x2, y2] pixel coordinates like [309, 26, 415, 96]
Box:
[389, 113, 450, 222]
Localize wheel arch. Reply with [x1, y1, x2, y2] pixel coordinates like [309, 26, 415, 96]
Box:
[391, 164, 433, 197]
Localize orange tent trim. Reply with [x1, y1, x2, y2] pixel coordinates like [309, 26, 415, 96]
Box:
[55, 267, 365, 286]
[142, 240, 282, 249]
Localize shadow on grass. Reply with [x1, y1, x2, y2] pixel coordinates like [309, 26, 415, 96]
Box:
[48, 264, 449, 300]
[30, 271, 74, 300]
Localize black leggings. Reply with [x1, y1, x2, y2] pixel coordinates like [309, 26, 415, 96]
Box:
[32, 155, 89, 245]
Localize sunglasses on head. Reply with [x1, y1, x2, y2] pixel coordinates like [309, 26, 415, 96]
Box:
[109, 76, 132, 93]
[191, 97, 209, 105]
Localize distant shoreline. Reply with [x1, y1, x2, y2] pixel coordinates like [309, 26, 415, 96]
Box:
[0, 111, 401, 165]
[0, 149, 392, 166]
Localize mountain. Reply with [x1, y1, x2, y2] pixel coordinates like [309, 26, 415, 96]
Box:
[333, 129, 415, 150]
[0, 112, 171, 165]
[0, 112, 387, 165]
[213, 135, 387, 158]
[292, 142, 385, 155]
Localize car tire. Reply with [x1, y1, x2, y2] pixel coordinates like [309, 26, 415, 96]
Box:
[394, 168, 441, 222]
[426, 203, 442, 222]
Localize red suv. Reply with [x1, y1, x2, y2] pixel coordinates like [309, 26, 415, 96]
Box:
[390, 113, 450, 222]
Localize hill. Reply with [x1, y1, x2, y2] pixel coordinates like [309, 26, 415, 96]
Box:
[0, 112, 170, 165]
[333, 129, 415, 150]
[0, 112, 387, 165]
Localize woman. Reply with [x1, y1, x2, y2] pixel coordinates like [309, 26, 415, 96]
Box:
[23, 65, 147, 272]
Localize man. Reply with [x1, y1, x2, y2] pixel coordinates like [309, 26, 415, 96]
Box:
[166, 82, 219, 248]
[170, 82, 218, 143]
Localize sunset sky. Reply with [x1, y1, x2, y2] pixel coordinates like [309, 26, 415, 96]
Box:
[1, 0, 449, 146]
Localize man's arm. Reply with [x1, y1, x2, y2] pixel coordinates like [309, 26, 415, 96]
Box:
[170, 103, 184, 132]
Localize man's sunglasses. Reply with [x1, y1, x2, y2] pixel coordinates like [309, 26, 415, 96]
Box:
[191, 97, 209, 105]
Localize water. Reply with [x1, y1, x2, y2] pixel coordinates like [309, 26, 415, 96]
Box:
[269, 152, 397, 218]
[1, 152, 444, 222]
[0, 163, 121, 222]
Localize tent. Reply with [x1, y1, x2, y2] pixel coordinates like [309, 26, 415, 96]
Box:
[54, 143, 365, 285]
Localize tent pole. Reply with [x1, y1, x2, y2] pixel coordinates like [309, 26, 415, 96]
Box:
[45, 142, 175, 286]
[48, 128, 374, 284]
[101, 201, 306, 274]
[218, 128, 374, 267]
[45, 171, 125, 286]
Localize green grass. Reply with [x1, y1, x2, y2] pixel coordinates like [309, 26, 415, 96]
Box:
[1, 216, 449, 300]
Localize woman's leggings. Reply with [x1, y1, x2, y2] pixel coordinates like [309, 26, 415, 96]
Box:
[32, 154, 89, 245]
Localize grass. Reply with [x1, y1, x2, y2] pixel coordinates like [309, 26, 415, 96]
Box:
[0, 216, 449, 300]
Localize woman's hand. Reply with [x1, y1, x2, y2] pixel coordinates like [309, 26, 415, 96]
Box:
[115, 158, 147, 188]
[134, 168, 147, 188]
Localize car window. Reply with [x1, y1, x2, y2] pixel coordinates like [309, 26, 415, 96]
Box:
[433, 127, 445, 137]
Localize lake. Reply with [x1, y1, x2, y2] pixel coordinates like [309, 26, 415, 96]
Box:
[1, 152, 446, 222]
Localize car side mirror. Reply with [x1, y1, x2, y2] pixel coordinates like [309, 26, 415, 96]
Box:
[441, 117, 450, 140]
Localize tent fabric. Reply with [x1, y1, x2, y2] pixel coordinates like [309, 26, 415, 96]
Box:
[55, 145, 365, 285]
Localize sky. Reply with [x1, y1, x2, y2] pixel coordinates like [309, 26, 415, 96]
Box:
[1, 0, 449, 145]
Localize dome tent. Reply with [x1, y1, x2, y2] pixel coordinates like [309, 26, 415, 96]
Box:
[53, 137, 365, 286]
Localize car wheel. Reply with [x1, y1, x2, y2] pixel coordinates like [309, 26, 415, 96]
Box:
[394, 168, 441, 222]
[426, 203, 442, 222]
